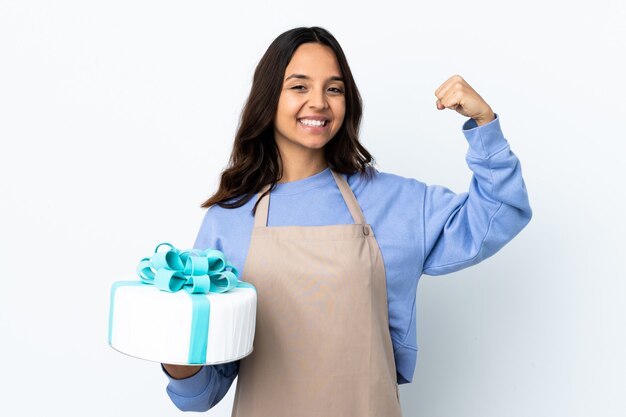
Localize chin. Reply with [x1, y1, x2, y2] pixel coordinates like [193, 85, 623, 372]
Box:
[303, 140, 331, 150]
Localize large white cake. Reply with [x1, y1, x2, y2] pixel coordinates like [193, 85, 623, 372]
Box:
[108, 281, 257, 365]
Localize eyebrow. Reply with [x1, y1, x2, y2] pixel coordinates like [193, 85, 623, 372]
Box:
[285, 74, 344, 82]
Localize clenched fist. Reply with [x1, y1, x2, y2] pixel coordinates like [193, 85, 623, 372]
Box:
[435, 75, 495, 126]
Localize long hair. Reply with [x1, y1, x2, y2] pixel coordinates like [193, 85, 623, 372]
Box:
[201, 26, 375, 213]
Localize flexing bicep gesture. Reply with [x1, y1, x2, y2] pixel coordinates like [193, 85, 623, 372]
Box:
[435, 75, 495, 126]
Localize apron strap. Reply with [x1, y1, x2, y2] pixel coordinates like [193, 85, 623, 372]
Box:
[329, 169, 366, 225]
[253, 169, 367, 227]
[254, 185, 272, 228]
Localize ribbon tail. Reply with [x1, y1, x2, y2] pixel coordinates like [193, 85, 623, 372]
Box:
[187, 293, 211, 364]
[235, 281, 256, 291]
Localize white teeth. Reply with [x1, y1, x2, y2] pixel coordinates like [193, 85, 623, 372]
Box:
[299, 119, 326, 127]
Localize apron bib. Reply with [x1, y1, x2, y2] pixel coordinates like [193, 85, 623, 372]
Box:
[232, 169, 402, 417]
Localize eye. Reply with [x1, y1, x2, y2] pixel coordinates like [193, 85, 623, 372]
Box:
[290, 85, 306, 91]
[328, 87, 344, 94]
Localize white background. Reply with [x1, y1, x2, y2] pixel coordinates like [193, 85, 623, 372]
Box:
[1, 1, 625, 416]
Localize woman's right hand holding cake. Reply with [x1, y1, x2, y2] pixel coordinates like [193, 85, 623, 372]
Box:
[162, 363, 202, 379]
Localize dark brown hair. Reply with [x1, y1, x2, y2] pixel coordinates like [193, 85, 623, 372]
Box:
[201, 26, 375, 213]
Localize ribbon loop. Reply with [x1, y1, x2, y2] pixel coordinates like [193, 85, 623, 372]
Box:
[185, 275, 212, 294]
[150, 249, 184, 271]
[208, 270, 238, 293]
[155, 269, 187, 292]
[137, 258, 156, 283]
[204, 249, 226, 272]
[184, 255, 209, 276]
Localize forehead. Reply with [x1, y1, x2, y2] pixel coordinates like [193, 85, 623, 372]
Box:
[284, 43, 342, 78]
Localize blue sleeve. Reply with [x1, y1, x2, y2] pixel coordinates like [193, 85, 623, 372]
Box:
[422, 113, 532, 275]
[163, 361, 239, 412]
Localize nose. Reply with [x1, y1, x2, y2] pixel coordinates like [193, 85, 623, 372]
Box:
[307, 87, 329, 110]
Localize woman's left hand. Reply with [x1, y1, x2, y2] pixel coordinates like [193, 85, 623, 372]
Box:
[435, 75, 495, 126]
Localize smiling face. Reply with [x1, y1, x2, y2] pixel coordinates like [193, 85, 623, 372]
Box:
[273, 42, 346, 162]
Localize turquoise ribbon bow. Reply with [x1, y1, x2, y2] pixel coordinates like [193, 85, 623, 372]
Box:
[136, 242, 240, 294]
[109, 242, 255, 364]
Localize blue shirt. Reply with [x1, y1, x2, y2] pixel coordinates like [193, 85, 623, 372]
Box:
[164, 114, 532, 412]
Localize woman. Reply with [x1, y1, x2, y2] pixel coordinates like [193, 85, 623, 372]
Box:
[162, 26, 531, 415]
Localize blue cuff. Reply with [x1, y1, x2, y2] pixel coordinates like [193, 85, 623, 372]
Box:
[393, 339, 418, 385]
[162, 365, 212, 398]
[461, 113, 509, 159]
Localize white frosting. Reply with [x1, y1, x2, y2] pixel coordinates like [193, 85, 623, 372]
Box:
[110, 285, 256, 364]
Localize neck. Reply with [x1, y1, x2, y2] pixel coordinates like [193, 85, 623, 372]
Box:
[277, 151, 328, 183]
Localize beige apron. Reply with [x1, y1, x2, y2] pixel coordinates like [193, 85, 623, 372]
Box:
[232, 169, 403, 417]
